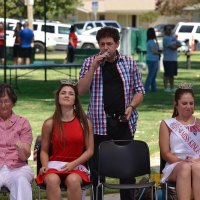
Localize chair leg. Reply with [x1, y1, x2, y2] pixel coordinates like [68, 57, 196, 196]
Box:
[154, 186, 158, 200]
[96, 184, 103, 200]
[37, 187, 41, 200]
[90, 185, 94, 200]
[165, 183, 168, 200]
[161, 183, 168, 200]
[138, 188, 146, 200]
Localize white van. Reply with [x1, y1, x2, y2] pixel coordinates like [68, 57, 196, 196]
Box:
[0, 18, 19, 47]
[174, 22, 200, 48]
[33, 20, 71, 53]
[73, 20, 122, 33]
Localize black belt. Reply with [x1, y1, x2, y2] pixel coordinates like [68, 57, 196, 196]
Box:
[106, 113, 123, 118]
[106, 113, 128, 122]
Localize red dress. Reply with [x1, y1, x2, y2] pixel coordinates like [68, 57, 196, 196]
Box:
[36, 117, 90, 185]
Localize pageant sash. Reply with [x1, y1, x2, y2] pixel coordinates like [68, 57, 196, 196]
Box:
[165, 118, 200, 157]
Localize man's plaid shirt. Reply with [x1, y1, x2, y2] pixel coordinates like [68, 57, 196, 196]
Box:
[79, 52, 145, 135]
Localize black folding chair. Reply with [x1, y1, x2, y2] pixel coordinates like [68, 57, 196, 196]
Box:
[34, 136, 94, 200]
[97, 140, 157, 200]
[160, 156, 177, 200]
[0, 186, 10, 198]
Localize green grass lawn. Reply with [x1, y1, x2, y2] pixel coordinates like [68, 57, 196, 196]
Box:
[1, 51, 200, 159]
[0, 51, 200, 198]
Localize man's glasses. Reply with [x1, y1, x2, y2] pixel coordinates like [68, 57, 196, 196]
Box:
[60, 79, 77, 86]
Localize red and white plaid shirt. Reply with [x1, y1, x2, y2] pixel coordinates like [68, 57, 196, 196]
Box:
[79, 51, 145, 135]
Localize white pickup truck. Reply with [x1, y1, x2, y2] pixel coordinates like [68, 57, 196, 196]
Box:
[173, 22, 200, 50]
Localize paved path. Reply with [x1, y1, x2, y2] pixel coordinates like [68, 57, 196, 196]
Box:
[85, 193, 120, 200]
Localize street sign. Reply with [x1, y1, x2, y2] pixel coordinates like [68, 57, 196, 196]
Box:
[24, 0, 34, 5]
[92, 0, 98, 20]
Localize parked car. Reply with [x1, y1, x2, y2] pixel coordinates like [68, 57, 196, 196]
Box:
[173, 22, 200, 49]
[76, 27, 100, 49]
[0, 18, 19, 47]
[154, 23, 175, 37]
[33, 20, 71, 53]
[177, 41, 189, 53]
[73, 20, 122, 33]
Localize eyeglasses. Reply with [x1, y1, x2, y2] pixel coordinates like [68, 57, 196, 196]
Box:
[0, 99, 11, 105]
[60, 79, 77, 86]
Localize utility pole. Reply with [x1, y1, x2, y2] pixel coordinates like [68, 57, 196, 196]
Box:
[25, 0, 34, 29]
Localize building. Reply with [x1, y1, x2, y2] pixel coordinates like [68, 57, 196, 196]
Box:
[76, 0, 156, 27]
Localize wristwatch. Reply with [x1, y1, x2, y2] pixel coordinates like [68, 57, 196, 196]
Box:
[128, 105, 135, 110]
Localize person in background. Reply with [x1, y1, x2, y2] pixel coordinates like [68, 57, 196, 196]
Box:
[13, 22, 22, 65]
[144, 27, 160, 93]
[0, 22, 5, 64]
[18, 21, 34, 65]
[36, 80, 94, 200]
[159, 83, 200, 200]
[66, 25, 78, 63]
[163, 25, 181, 92]
[0, 83, 34, 200]
[78, 26, 145, 200]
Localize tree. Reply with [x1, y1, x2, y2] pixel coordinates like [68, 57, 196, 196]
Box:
[155, 0, 200, 15]
[0, 0, 81, 22]
[0, 0, 26, 19]
[34, 0, 81, 22]
[139, 11, 160, 27]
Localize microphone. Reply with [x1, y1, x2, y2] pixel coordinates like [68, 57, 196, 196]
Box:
[101, 52, 110, 66]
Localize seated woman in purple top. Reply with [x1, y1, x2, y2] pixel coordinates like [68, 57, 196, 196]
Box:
[0, 83, 34, 200]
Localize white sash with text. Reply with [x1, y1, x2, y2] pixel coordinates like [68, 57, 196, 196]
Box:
[165, 118, 200, 156]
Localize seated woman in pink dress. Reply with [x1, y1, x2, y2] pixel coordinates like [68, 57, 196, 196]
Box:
[159, 83, 200, 200]
[36, 80, 94, 200]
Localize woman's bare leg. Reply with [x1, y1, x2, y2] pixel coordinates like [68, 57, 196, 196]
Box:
[44, 173, 61, 200]
[65, 173, 82, 200]
[192, 162, 200, 200]
[168, 162, 192, 200]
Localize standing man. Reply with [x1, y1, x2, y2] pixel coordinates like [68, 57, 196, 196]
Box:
[18, 21, 34, 65]
[78, 26, 145, 200]
[0, 22, 5, 64]
[163, 25, 181, 92]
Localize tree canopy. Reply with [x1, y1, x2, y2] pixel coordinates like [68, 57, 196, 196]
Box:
[155, 0, 200, 15]
[0, 0, 81, 22]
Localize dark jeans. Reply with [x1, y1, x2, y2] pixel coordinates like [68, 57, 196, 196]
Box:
[67, 46, 75, 63]
[89, 118, 135, 200]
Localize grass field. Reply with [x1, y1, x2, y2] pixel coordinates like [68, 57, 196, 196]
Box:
[0, 51, 200, 198]
[1, 51, 200, 156]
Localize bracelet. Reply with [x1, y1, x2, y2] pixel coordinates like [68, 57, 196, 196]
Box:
[128, 105, 135, 110]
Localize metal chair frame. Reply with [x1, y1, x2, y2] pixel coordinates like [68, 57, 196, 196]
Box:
[160, 156, 177, 200]
[0, 186, 10, 197]
[97, 140, 157, 200]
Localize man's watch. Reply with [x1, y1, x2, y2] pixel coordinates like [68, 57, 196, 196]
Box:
[128, 105, 135, 110]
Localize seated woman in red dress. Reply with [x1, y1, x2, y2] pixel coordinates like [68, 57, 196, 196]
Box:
[36, 80, 94, 200]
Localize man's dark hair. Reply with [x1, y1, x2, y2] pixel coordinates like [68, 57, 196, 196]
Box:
[96, 26, 120, 43]
[70, 25, 76, 32]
